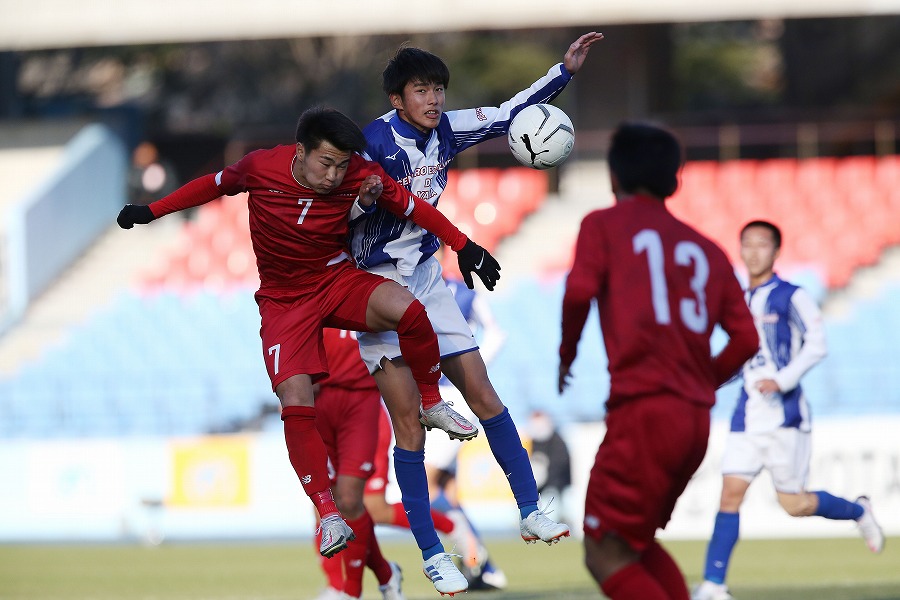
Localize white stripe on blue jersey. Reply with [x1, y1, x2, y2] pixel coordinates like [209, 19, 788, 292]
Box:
[731, 274, 827, 433]
[351, 63, 572, 275]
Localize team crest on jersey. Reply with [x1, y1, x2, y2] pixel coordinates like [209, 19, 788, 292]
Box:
[475, 107, 487, 121]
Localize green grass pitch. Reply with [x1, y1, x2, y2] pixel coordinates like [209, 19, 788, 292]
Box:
[1, 537, 896, 599]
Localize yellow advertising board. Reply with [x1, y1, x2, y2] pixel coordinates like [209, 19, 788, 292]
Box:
[169, 436, 250, 508]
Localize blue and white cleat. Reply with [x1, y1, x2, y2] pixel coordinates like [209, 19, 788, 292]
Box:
[423, 552, 468, 596]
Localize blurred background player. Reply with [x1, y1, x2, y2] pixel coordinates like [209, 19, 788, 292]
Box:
[314, 327, 494, 599]
[692, 220, 885, 600]
[558, 122, 759, 600]
[526, 409, 572, 522]
[348, 31, 603, 593]
[116, 106, 500, 564]
[424, 269, 509, 590]
[312, 328, 405, 600]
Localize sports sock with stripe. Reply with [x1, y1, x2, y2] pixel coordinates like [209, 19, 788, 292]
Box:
[393, 447, 442, 558]
[703, 511, 739, 584]
[480, 407, 539, 518]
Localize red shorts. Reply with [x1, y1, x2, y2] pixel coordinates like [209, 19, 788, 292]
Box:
[583, 396, 710, 551]
[316, 384, 382, 483]
[256, 261, 387, 390]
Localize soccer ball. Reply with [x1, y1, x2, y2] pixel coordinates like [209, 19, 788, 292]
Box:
[508, 104, 575, 170]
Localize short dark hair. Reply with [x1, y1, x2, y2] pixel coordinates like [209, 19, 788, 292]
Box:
[741, 220, 782, 249]
[607, 122, 684, 199]
[295, 106, 366, 153]
[382, 46, 450, 96]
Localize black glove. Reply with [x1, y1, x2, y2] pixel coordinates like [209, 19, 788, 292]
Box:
[457, 239, 501, 291]
[117, 204, 155, 229]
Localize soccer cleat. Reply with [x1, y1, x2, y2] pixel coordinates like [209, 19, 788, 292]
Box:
[313, 587, 343, 600]
[318, 514, 356, 558]
[691, 581, 735, 600]
[378, 561, 406, 600]
[419, 400, 479, 441]
[447, 509, 488, 577]
[855, 496, 885, 553]
[471, 564, 508, 591]
[423, 552, 469, 596]
[520, 506, 570, 545]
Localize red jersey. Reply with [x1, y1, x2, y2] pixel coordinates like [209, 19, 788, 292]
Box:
[560, 195, 757, 408]
[149, 145, 467, 291]
[320, 328, 378, 391]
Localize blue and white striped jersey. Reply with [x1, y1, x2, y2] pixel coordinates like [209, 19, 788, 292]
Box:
[731, 274, 827, 433]
[350, 63, 573, 276]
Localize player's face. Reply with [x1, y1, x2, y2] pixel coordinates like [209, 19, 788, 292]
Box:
[293, 141, 352, 194]
[391, 79, 445, 134]
[740, 226, 779, 280]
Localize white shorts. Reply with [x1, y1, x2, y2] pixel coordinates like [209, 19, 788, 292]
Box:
[357, 256, 477, 373]
[423, 384, 477, 473]
[720, 428, 811, 494]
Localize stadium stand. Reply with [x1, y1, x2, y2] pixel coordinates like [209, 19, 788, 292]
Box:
[669, 155, 900, 289]
[2, 158, 900, 437]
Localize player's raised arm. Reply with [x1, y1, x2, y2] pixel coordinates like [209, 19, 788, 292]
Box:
[116, 172, 223, 228]
[563, 31, 604, 75]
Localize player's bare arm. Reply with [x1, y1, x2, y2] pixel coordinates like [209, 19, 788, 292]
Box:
[564, 31, 604, 75]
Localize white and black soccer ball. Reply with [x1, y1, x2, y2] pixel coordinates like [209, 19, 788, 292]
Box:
[508, 104, 575, 170]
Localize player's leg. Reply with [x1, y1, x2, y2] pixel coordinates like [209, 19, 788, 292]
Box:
[695, 429, 759, 600]
[588, 398, 705, 600]
[258, 293, 352, 556]
[770, 428, 884, 553]
[359, 261, 478, 440]
[275, 374, 354, 558]
[442, 351, 570, 544]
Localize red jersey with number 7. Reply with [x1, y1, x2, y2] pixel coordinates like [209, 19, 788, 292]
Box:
[559, 195, 757, 408]
[149, 144, 467, 292]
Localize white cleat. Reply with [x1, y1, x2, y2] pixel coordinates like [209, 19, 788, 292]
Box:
[313, 587, 343, 600]
[691, 581, 735, 600]
[318, 515, 356, 558]
[379, 561, 407, 600]
[419, 400, 478, 441]
[423, 552, 469, 596]
[520, 506, 570, 545]
[855, 496, 885, 553]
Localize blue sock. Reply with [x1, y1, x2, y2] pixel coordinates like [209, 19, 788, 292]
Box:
[813, 491, 864, 520]
[703, 511, 740, 584]
[393, 447, 442, 558]
[480, 407, 539, 518]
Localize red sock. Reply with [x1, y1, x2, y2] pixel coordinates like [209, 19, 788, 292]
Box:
[361, 514, 393, 586]
[389, 502, 453, 534]
[341, 513, 372, 598]
[281, 406, 337, 518]
[396, 300, 442, 409]
[431, 509, 455, 534]
[600, 562, 669, 600]
[316, 527, 344, 590]
[641, 541, 689, 600]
